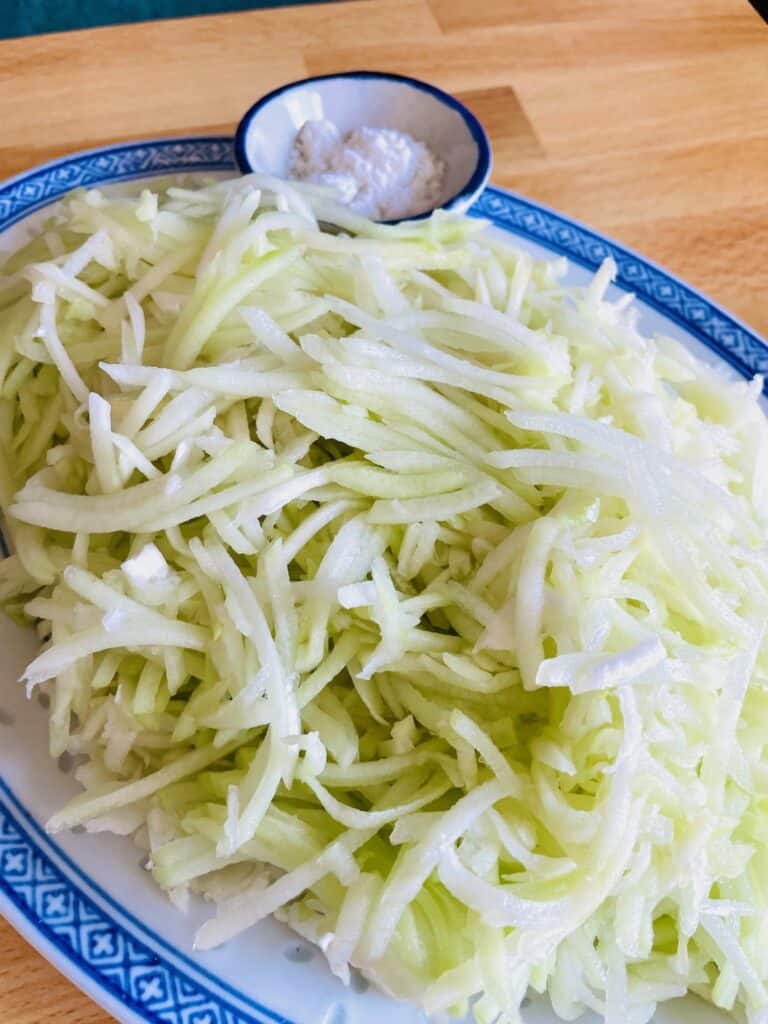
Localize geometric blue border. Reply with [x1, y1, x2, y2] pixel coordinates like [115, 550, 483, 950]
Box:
[0, 136, 236, 231]
[469, 190, 768, 382]
[0, 134, 765, 1024]
[0, 792, 289, 1024]
[0, 781, 289, 1024]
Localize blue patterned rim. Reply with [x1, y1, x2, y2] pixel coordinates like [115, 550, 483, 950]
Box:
[233, 71, 493, 224]
[0, 135, 765, 1024]
[0, 781, 287, 1024]
[469, 190, 768, 382]
[0, 137, 235, 232]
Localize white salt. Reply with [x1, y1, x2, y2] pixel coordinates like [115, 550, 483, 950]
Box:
[289, 118, 445, 221]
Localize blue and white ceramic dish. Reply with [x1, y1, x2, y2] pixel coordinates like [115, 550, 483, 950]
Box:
[233, 72, 492, 220]
[0, 136, 763, 1024]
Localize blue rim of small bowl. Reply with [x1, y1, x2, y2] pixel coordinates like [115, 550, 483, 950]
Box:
[233, 70, 492, 223]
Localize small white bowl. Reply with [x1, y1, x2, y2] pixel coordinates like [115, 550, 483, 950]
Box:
[234, 71, 492, 222]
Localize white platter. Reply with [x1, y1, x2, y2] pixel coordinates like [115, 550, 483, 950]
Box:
[0, 136, 762, 1024]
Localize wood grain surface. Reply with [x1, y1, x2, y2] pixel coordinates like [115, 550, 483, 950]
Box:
[0, 1, 766, 1021]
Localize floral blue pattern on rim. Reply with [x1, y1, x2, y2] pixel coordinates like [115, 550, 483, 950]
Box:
[0, 134, 765, 1024]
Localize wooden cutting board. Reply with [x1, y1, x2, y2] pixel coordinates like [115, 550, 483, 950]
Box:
[0, 1, 767, 1021]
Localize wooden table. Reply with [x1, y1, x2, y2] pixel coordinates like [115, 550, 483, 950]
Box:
[0, 1, 766, 1020]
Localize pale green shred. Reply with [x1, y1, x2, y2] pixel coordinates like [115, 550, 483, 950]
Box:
[2, 174, 768, 1024]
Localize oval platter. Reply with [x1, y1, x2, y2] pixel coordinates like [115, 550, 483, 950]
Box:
[0, 136, 762, 1024]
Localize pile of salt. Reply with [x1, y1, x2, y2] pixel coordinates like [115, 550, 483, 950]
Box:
[289, 118, 445, 221]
